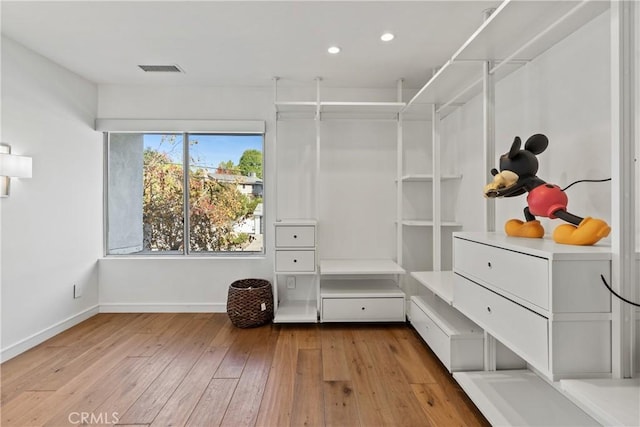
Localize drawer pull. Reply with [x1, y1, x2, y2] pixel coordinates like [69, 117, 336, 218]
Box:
[293, 234, 298, 238]
[361, 307, 366, 311]
[293, 259, 298, 263]
[487, 306, 492, 313]
[487, 261, 492, 268]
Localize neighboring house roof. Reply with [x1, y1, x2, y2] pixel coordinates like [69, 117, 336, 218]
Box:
[208, 172, 262, 185]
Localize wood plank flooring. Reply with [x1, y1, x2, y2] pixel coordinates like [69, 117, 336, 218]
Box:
[1, 313, 489, 426]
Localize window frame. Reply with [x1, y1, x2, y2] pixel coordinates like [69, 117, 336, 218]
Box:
[103, 126, 266, 257]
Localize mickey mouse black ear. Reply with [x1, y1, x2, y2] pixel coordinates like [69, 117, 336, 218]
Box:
[508, 137, 521, 159]
[525, 134, 549, 154]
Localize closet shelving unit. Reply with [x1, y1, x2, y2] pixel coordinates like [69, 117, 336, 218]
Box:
[400, 0, 622, 425]
[402, 0, 610, 312]
[399, 176, 463, 226]
[273, 78, 407, 323]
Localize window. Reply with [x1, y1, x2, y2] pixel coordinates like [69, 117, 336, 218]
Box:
[106, 131, 264, 255]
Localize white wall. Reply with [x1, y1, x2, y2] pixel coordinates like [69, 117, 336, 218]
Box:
[450, 11, 611, 237]
[318, 119, 397, 259]
[1, 37, 102, 361]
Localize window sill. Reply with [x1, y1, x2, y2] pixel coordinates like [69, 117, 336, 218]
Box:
[101, 254, 267, 261]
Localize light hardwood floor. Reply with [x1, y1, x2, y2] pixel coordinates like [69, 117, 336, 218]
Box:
[1, 313, 489, 426]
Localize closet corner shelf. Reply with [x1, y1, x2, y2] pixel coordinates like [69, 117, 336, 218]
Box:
[319, 259, 405, 275]
[411, 270, 454, 305]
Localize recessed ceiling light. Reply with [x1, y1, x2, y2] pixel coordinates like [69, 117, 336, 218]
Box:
[328, 46, 341, 54]
[381, 33, 395, 42]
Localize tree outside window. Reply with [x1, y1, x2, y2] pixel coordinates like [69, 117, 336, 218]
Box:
[107, 132, 264, 255]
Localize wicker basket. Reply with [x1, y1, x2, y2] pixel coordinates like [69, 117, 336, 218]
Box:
[226, 278, 274, 328]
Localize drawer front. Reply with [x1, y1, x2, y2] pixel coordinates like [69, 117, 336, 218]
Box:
[275, 226, 315, 248]
[454, 238, 549, 310]
[322, 297, 405, 322]
[410, 301, 452, 370]
[275, 250, 315, 272]
[454, 274, 549, 371]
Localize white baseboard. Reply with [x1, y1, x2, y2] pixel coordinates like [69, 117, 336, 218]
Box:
[1, 305, 100, 363]
[99, 303, 226, 313]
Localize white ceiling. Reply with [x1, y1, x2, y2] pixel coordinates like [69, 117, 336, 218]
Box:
[1, 1, 501, 89]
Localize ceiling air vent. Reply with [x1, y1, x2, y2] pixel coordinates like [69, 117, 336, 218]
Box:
[138, 64, 183, 73]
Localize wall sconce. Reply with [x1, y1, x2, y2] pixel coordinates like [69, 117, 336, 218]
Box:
[0, 143, 32, 197]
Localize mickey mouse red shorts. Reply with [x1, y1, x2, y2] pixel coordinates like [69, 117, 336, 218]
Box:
[527, 184, 568, 219]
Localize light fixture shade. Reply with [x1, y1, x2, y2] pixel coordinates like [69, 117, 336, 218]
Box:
[0, 153, 32, 178]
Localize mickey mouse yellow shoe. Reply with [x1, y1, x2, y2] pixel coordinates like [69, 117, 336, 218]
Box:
[552, 217, 610, 246]
[504, 219, 544, 238]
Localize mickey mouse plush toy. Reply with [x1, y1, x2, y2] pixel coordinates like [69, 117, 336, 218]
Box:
[484, 134, 610, 245]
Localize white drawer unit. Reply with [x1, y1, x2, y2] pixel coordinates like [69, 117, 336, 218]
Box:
[322, 297, 405, 322]
[275, 249, 316, 272]
[454, 274, 548, 372]
[409, 295, 483, 372]
[275, 225, 315, 248]
[273, 220, 318, 323]
[454, 237, 549, 310]
[452, 232, 612, 381]
[319, 273, 406, 323]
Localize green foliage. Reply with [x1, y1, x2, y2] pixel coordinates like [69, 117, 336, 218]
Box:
[188, 169, 248, 251]
[143, 147, 258, 252]
[142, 148, 184, 251]
[238, 149, 263, 178]
[217, 160, 236, 174]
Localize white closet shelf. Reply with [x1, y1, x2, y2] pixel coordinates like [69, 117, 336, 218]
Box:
[560, 378, 640, 427]
[404, 0, 609, 113]
[411, 271, 454, 304]
[401, 220, 462, 227]
[401, 174, 462, 182]
[321, 101, 405, 114]
[273, 270, 317, 276]
[275, 218, 318, 225]
[410, 295, 480, 338]
[321, 279, 404, 298]
[406, 60, 483, 107]
[453, 370, 599, 427]
[274, 101, 317, 112]
[275, 101, 405, 114]
[452, 0, 609, 63]
[320, 259, 405, 275]
[273, 300, 317, 323]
